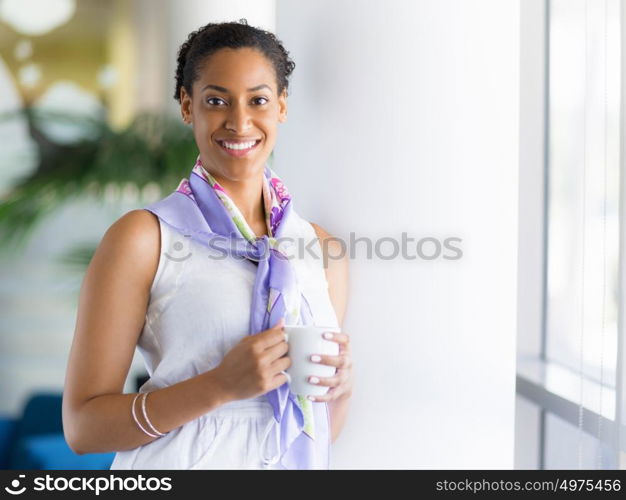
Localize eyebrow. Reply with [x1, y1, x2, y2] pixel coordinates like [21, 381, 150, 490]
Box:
[200, 83, 272, 93]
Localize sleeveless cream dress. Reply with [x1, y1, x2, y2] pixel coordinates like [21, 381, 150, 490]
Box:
[109, 209, 339, 469]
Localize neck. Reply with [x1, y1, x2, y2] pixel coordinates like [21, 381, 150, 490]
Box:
[201, 159, 267, 236]
[225, 176, 266, 231]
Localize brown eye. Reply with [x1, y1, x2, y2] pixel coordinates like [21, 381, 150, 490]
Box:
[253, 97, 269, 105]
[206, 97, 226, 106]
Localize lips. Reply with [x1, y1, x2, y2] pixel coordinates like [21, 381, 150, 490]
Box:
[216, 139, 262, 158]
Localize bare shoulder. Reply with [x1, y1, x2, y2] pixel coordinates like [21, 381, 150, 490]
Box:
[309, 221, 349, 327]
[95, 209, 161, 287]
[104, 209, 160, 251]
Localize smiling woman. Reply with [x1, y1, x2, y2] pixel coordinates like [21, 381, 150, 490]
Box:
[179, 46, 287, 192]
[62, 19, 352, 470]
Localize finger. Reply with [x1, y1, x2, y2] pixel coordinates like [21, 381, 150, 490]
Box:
[307, 373, 340, 387]
[270, 355, 291, 374]
[310, 353, 351, 369]
[308, 386, 338, 403]
[261, 341, 289, 364]
[271, 370, 290, 387]
[256, 319, 287, 349]
[264, 340, 289, 363]
[322, 331, 350, 346]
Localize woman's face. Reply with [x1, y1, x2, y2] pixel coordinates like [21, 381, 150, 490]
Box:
[180, 47, 287, 180]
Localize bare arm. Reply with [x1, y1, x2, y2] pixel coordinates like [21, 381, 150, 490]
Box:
[62, 210, 233, 455]
[310, 222, 351, 444]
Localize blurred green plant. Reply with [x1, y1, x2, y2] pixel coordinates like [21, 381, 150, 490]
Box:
[0, 107, 199, 267]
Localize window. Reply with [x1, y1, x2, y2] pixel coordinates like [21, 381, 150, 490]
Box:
[516, 0, 623, 470]
[546, 0, 621, 392]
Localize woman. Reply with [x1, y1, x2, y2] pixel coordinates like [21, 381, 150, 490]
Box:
[62, 20, 352, 470]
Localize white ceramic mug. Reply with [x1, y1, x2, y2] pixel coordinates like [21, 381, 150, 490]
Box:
[280, 324, 341, 397]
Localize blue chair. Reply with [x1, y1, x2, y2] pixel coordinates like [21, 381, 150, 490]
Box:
[0, 392, 115, 469]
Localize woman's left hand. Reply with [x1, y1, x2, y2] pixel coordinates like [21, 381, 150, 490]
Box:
[307, 331, 353, 402]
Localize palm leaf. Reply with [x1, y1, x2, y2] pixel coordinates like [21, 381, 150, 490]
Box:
[0, 107, 198, 258]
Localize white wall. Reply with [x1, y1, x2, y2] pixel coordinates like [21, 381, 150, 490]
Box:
[275, 0, 520, 468]
[514, 0, 546, 469]
[517, 0, 546, 362]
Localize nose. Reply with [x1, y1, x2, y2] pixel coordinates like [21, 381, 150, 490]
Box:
[225, 101, 252, 133]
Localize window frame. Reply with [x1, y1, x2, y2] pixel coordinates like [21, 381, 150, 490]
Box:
[515, 0, 626, 469]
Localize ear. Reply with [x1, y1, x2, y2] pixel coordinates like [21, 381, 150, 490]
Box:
[180, 87, 192, 124]
[277, 88, 288, 123]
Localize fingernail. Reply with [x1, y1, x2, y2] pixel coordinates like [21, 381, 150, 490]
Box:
[307, 395, 316, 401]
[310, 355, 321, 362]
[323, 332, 333, 339]
[309, 376, 320, 384]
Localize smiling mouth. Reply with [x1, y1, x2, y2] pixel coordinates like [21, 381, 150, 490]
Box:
[216, 139, 262, 157]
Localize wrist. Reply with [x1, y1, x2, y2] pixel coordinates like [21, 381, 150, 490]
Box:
[201, 368, 234, 408]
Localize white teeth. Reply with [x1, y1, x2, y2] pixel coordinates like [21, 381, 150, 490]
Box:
[221, 140, 257, 150]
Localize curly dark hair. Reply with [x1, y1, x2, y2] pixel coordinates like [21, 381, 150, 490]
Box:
[173, 18, 296, 104]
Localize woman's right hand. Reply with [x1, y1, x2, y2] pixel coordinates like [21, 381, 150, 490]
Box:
[211, 318, 291, 402]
